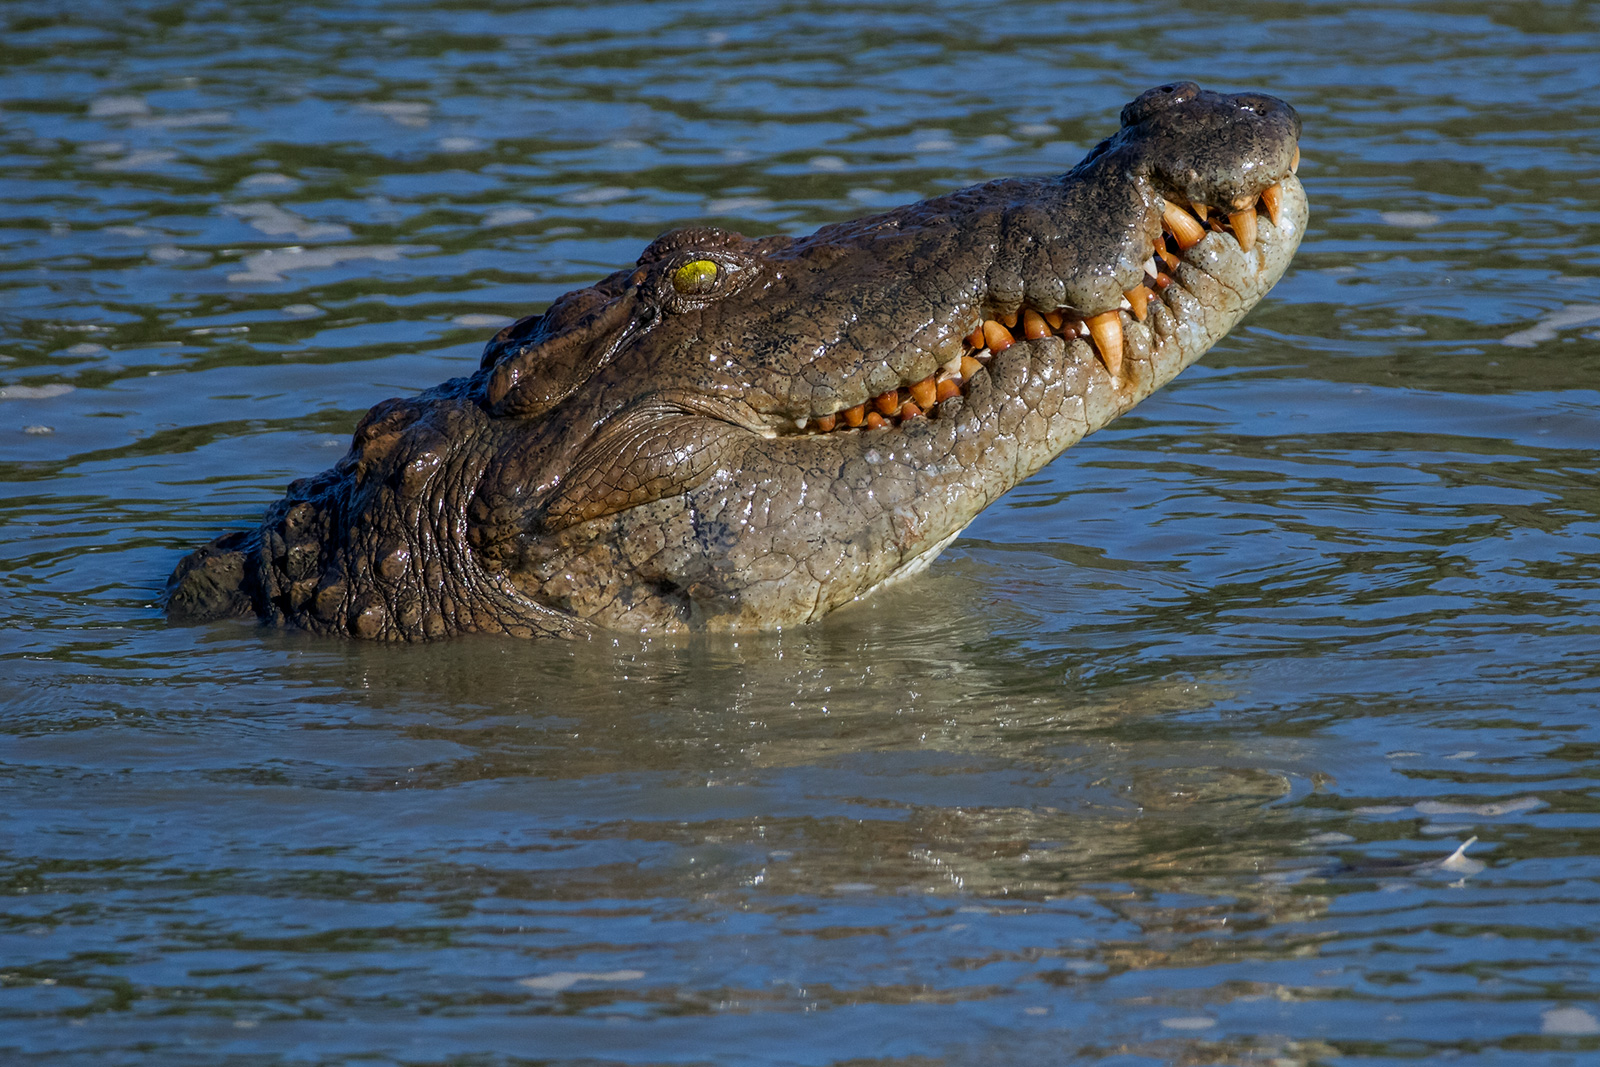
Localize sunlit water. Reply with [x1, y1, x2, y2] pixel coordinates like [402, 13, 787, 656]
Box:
[4, 2, 1600, 1064]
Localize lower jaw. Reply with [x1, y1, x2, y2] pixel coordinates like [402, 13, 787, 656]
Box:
[540, 261, 1276, 634]
[704, 303, 1202, 631]
[803, 208, 1304, 621]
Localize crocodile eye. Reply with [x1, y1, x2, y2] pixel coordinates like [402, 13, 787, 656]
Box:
[672, 259, 720, 296]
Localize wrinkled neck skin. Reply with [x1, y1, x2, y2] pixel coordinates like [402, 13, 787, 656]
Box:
[165, 83, 1306, 640]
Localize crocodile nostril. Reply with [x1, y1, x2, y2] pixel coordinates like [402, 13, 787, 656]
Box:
[1121, 81, 1201, 125]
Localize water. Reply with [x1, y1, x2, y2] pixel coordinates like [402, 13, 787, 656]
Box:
[3, 1, 1599, 1063]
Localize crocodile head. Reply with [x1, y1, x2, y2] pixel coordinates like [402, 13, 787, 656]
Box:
[166, 83, 1306, 639]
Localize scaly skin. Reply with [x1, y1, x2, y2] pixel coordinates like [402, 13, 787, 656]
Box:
[166, 83, 1306, 640]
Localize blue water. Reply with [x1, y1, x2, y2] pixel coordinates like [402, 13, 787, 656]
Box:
[4, 1, 1600, 1063]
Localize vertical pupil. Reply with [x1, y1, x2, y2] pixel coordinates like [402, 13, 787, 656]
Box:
[674, 260, 719, 294]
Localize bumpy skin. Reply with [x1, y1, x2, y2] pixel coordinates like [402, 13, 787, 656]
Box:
[166, 83, 1306, 640]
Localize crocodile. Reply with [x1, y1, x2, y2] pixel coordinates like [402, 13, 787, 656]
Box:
[165, 82, 1306, 640]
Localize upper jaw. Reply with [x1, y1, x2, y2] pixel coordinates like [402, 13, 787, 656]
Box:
[733, 164, 1304, 442]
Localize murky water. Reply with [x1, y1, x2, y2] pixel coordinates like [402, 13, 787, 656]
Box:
[4, 2, 1600, 1063]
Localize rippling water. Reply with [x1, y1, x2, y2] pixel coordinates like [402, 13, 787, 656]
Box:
[4, 2, 1600, 1063]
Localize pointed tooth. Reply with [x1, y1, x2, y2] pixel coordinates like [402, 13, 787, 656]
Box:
[941, 352, 964, 377]
[1124, 285, 1151, 321]
[815, 413, 836, 433]
[1230, 208, 1257, 252]
[982, 319, 1015, 352]
[1022, 308, 1050, 339]
[998, 310, 1018, 329]
[1043, 309, 1064, 330]
[874, 389, 900, 416]
[1291, 145, 1300, 173]
[842, 404, 865, 427]
[1261, 182, 1283, 226]
[909, 376, 936, 409]
[965, 326, 985, 349]
[795, 415, 808, 431]
[936, 377, 961, 402]
[959, 354, 983, 380]
[1086, 311, 1123, 379]
[1154, 271, 1173, 289]
[1143, 256, 1158, 277]
[1191, 201, 1209, 222]
[1161, 201, 1206, 250]
[865, 411, 886, 430]
[1154, 243, 1179, 272]
[898, 400, 924, 420]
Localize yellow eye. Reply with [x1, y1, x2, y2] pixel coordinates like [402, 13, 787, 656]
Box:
[672, 259, 719, 295]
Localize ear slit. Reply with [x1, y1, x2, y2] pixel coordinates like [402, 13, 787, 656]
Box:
[478, 313, 543, 370]
[482, 292, 646, 419]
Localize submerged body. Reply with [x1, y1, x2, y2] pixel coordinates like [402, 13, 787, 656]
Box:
[166, 83, 1306, 640]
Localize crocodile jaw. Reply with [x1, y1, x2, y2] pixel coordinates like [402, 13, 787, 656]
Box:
[520, 175, 1307, 633]
[163, 85, 1308, 641]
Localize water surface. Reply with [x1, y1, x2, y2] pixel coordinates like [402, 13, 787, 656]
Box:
[4, 1, 1600, 1063]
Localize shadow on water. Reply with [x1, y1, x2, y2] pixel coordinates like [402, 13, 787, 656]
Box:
[14, 588, 1576, 1066]
[5, 597, 1361, 1065]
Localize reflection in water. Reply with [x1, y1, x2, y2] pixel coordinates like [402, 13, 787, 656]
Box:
[3, 0, 1600, 1063]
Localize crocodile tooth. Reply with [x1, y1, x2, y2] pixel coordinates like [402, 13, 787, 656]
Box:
[795, 415, 808, 431]
[909, 376, 937, 409]
[1022, 309, 1050, 339]
[1043, 309, 1065, 331]
[1087, 311, 1123, 378]
[1191, 201, 1209, 223]
[815, 413, 836, 433]
[1144, 256, 1158, 277]
[982, 319, 1015, 352]
[941, 352, 965, 378]
[936, 378, 961, 402]
[865, 411, 887, 429]
[842, 403, 865, 427]
[1291, 145, 1300, 173]
[959, 354, 983, 380]
[1154, 241, 1179, 272]
[965, 326, 985, 349]
[898, 400, 924, 421]
[998, 310, 1019, 329]
[1261, 182, 1283, 226]
[1230, 208, 1257, 252]
[1162, 202, 1206, 250]
[873, 389, 900, 416]
[1125, 285, 1151, 321]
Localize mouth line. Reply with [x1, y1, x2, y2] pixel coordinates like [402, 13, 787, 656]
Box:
[749, 165, 1298, 440]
